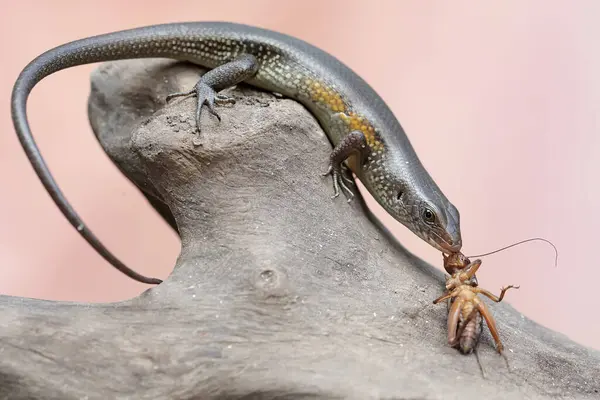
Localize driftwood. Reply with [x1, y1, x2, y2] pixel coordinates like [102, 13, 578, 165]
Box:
[1, 58, 599, 400]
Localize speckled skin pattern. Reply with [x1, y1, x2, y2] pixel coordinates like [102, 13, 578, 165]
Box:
[11, 22, 462, 281]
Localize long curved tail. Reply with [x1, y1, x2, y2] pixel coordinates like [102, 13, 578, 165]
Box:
[10, 29, 173, 285]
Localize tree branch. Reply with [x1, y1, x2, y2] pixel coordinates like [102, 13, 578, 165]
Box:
[1, 59, 598, 399]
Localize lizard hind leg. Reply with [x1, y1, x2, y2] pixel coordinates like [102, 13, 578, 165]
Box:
[165, 53, 259, 142]
[322, 130, 368, 202]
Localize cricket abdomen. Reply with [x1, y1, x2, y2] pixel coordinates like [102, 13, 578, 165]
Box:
[457, 302, 483, 354]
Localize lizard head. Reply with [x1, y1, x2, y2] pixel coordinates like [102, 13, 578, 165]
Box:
[403, 194, 462, 254]
[362, 162, 462, 254]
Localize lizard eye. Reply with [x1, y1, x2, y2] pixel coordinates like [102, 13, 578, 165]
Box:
[422, 208, 436, 223]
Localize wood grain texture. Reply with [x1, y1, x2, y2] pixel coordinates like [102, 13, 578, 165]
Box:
[1, 59, 598, 399]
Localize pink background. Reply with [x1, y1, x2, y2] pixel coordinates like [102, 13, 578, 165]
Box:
[1, 1, 598, 351]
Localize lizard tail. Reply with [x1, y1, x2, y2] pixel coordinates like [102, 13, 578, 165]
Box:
[10, 28, 169, 285]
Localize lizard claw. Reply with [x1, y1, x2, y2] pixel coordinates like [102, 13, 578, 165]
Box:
[166, 88, 195, 102]
[193, 83, 222, 133]
[322, 163, 354, 202]
[215, 94, 236, 105]
[321, 165, 333, 177]
[340, 164, 355, 186]
[166, 80, 224, 134]
[205, 98, 221, 122]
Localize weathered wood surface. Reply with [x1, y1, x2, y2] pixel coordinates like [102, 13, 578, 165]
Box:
[1, 59, 598, 400]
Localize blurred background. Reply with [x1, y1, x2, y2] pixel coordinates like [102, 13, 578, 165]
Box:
[1, 0, 598, 351]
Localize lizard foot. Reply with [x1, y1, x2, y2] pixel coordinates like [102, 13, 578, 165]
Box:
[215, 93, 236, 105]
[321, 130, 368, 202]
[340, 164, 355, 186]
[165, 54, 259, 145]
[166, 81, 222, 133]
[322, 164, 355, 202]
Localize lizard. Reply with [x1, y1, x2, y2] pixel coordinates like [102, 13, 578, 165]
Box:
[11, 21, 462, 285]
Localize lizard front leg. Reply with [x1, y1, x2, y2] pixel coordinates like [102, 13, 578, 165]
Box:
[166, 54, 259, 144]
[322, 130, 369, 201]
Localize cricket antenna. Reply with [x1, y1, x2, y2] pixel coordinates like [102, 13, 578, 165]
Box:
[467, 237, 558, 267]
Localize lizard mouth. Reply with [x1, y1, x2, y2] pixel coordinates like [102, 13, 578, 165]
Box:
[430, 232, 462, 254]
[437, 242, 462, 255]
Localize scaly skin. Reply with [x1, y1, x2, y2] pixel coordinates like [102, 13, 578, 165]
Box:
[11, 22, 462, 283]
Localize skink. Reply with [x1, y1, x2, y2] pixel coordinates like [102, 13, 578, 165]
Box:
[11, 22, 462, 284]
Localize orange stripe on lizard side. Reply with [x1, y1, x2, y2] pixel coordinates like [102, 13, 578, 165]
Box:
[306, 79, 384, 151]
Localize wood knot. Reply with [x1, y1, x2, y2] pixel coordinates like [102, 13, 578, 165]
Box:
[253, 267, 290, 299]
